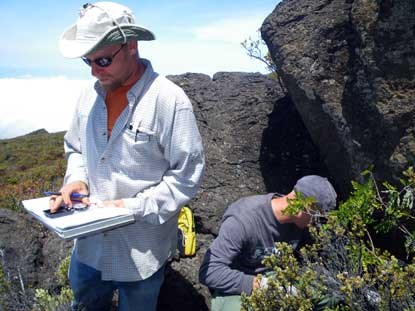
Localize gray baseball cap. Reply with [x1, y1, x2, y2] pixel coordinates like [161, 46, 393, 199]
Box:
[294, 175, 337, 212]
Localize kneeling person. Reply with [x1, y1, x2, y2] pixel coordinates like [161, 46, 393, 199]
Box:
[198, 175, 337, 311]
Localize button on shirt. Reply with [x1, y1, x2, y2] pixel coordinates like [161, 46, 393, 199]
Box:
[63, 59, 205, 281]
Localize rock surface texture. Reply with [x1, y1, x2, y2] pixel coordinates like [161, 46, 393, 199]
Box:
[168, 72, 329, 236]
[262, 0, 415, 196]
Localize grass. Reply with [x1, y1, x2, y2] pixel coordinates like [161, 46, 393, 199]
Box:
[0, 130, 66, 211]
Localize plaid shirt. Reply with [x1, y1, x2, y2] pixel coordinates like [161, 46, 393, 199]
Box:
[64, 59, 205, 281]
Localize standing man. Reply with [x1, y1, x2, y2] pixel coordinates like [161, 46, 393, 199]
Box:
[51, 2, 205, 310]
[199, 175, 337, 311]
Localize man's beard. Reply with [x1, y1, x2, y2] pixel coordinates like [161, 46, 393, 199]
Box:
[100, 79, 123, 91]
[98, 68, 135, 91]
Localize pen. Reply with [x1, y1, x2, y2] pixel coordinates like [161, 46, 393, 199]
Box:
[44, 191, 89, 199]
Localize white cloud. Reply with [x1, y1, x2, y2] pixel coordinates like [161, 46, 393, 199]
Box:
[140, 39, 269, 77]
[0, 77, 89, 139]
[192, 14, 265, 44]
[0, 36, 272, 141]
[137, 12, 271, 76]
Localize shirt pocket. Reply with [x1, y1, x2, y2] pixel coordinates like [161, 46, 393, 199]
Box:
[135, 132, 151, 143]
[123, 127, 152, 143]
[116, 127, 164, 169]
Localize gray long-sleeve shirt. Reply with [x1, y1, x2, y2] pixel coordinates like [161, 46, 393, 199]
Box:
[199, 193, 305, 295]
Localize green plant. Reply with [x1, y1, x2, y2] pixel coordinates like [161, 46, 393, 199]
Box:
[33, 256, 73, 311]
[34, 287, 73, 311]
[285, 191, 317, 216]
[242, 168, 415, 311]
[57, 256, 71, 287]
[241, 31, 278, 74]
[241, 31, 286, 92]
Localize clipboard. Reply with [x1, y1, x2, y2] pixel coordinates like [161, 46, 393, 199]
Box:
[22, 197, 135, 240]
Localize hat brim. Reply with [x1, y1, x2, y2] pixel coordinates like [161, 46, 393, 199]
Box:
[59, 24, 156, 58]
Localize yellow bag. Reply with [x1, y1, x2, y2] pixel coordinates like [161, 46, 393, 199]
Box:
[177, 206, 196, 257]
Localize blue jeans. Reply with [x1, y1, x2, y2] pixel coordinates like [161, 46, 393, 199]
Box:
[68, 255, 165, 311]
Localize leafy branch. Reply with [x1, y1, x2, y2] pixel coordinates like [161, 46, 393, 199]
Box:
[241, 32, 278, 74]
[241, 31, 286, 92]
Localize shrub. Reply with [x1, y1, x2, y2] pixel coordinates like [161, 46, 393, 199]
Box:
[34, 288, 72, 311]
[0, 131, 65, 211]
[241, 169, 415, 311]
[33, 256, 73, 311]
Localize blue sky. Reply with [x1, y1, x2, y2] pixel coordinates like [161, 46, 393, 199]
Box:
[0, 0, 279, 78]
[0, 1, 279, 139]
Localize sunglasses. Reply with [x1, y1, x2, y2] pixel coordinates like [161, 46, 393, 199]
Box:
[82, 44, 126, 67]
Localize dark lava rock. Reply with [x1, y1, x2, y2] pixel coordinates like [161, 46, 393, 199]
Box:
[168, 72, 329, 236]
[0, 208, 72, 309]
[262, 0, 415, 196]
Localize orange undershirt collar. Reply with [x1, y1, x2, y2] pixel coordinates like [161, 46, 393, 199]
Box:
[105, 66, 141, 138]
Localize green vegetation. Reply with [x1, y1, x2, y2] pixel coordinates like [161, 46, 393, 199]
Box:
[33, 256, 72, 311]
[242, 169, 415, 311]
[0, 130, 66, 211]
[2, 131, 415, 310]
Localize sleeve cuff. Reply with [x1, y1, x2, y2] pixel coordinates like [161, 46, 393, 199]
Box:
[241, 274, 255, 294]
[64, 175, 89, 188]
[122, 197, 143, 216]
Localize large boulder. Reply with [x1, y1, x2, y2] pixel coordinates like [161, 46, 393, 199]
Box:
[261, 0, 415, 196]
[168, 72, 329, 235]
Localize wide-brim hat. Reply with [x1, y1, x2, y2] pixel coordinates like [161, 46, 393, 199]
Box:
[59, 1, 155, 58]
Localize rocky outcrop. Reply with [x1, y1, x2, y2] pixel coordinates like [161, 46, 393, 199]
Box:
[169, 72, 329, 235]
[262, 0, 415, 195]
[25, 129, 49, 136]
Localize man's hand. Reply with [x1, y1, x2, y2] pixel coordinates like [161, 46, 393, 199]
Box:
[252, 276, 268, 292]
[49, 181, 89, 212]
[252, 276, 261, 291]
